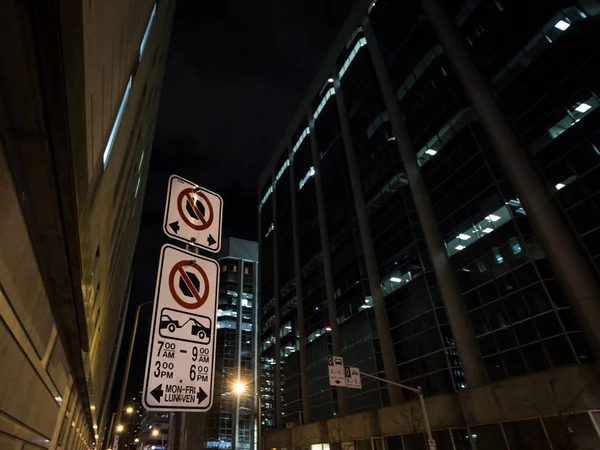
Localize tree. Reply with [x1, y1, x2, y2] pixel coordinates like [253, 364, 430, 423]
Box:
[328, 417, 354, 450]
[390, 391, 427, 450]
[512, 374, 594, 450]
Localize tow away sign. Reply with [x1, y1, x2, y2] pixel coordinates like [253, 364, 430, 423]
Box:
[163, 175, 223, 253]
[142, 244, 219, 411]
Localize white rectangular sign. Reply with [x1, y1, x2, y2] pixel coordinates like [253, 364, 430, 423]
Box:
[143, 244, 219, 411]
[328, 356, 346, 387]
[163, 175, 223, 253]
[344, 366, 362, 389]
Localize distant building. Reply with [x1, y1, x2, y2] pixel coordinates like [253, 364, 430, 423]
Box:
[183, 238, 259, 450]
[138, 411, 170, 450]
[0, 0, 174, 449]
[258, 0, 600, 448]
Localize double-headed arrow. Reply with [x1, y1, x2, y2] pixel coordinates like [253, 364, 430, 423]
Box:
[169, 221, 216, 247]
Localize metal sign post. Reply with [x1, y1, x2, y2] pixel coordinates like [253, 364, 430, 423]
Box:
[142, 244, 219, 411]
[358, 371, 435, 448]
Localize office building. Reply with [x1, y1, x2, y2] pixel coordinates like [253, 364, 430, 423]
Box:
[258, 0, 600, 448]
[183, 238, 259, 450]
[0, 0, 174, 449]
[138, 411, 170, 450]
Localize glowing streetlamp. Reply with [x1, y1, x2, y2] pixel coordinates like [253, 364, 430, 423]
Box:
[233, 382, 245, 395]
[116, 424, 124, 433]
[152, 429, 160, 437]
[126, 406, 134, 414]
[134, 438, 140, 443]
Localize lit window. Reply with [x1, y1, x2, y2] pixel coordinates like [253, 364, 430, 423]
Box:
[575, 103, 591, 113]
[486, 214, 501, 222]
[455, 245, 465, 251]
[390, 277, 402, 282]
[493, 248, 504, 264]
[265, 222, 274, 238]
[103, 76, 133, 168]
[134, 176, 141, 198]
[425, 149, 437, 156]
[509, 237, 522, 255]
[292, 127, 310, 154]
[298, 167, 315, 190]
[275, 159, 289, 183]
[259, 185, 273, 212]
[313, 88, 336, 121]
[482, 228, 494, 234]
[555, 183, 565, 191]
[138, 151, 145, 172]
[554, 19, 570, 30]
[458, 233, 471, 240]
[139, 4, 157, 60]
[339, 38, 367, 79]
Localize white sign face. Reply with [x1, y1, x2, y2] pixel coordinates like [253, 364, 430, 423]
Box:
[327, 356, 346, 387]
[163, 175, 223, 253]
[344, 366, 362, 389]
[428, 439, 437, 450]
[143, 244, 219, 411]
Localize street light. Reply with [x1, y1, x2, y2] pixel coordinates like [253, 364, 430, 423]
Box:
[152, 429, 160, 437]
[232, 380, 261, 450]
[116, 425, 124, 433]
[126, 406, 134, 414]
[134, 438, 140, 443]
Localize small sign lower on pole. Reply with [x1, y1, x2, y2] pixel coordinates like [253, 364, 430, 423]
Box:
[327, 356, 346, 387]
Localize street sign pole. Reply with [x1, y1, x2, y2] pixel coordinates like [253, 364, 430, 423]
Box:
[358, 371, 435, 448]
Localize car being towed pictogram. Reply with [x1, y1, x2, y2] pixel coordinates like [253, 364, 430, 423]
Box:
[159, 308, 211, 344]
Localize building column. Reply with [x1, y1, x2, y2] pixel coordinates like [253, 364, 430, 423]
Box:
[421, 0, 600, 358]
[255, 209, 263, 448]
[332, 77, 403, 405]
[361, 17, 487, 387]
[308, 115, 349, 416]
[272, 176, 284, 428]
[233, 257, 245, 450]
[289, 155, 312, 424]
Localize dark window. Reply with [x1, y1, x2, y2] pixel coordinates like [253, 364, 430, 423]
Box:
[544, 335, 576, 366]
[520, 342, 550, 372]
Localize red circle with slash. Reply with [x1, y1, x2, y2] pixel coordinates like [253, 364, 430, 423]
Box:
[177, 188, 214, 231]
[168, 260, 210, 309]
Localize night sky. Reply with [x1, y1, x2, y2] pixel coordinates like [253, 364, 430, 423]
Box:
[112, 0, 359, 406]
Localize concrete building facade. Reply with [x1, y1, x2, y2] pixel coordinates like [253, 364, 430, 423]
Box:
[0, 0, 175, 449]
[257, 0, 600, 448]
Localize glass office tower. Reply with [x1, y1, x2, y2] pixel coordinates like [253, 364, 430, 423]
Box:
[258, 0, 600, 447]
[185, 238, 258, 450]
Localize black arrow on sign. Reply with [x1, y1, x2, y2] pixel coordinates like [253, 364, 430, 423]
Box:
[169, 221, 180, 234]
[207, 234, 216, 246]
[335, 380, 341, 385]
[197, 387, 208, 404]
[151, 384, 164, 403]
